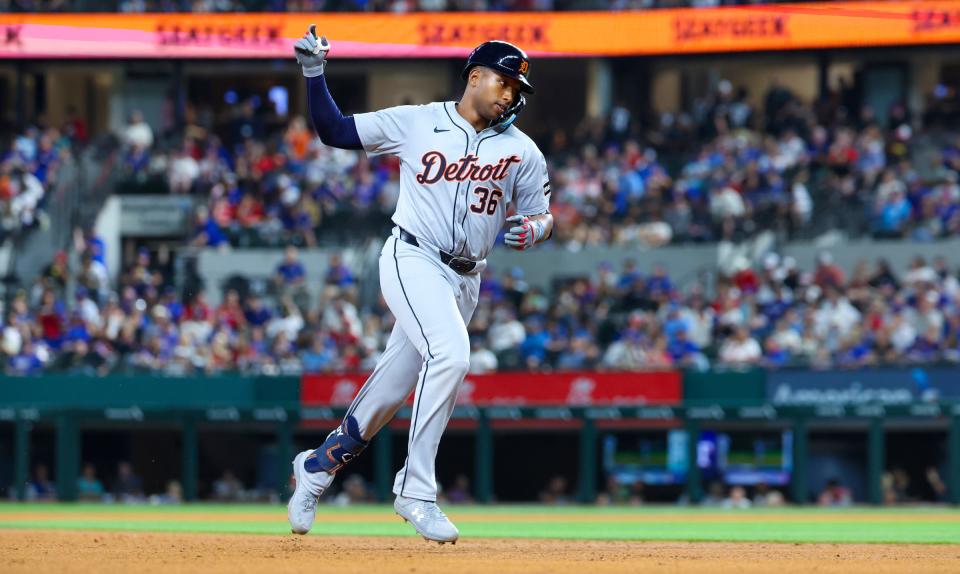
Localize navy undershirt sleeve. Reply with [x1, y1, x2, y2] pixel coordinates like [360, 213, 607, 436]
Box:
[306, 75, 363, 151]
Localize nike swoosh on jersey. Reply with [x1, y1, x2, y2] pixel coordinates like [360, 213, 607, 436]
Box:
[433, 127, 450, 133]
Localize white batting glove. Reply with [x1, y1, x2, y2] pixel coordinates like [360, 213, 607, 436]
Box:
[504, 215, 545, 251]
[293, 24, 330, 78]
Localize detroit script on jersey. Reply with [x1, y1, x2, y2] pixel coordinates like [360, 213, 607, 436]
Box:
[415, 152, 521, 185]
[354, 101, 550, 261]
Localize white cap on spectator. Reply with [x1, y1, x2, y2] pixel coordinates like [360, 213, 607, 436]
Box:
[763, 253, 780, 270]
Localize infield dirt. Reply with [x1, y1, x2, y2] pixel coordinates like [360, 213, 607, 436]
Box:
[2, 530, 957, 574]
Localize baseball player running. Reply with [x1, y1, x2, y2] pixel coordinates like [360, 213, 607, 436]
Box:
[288, 26, 553, 544]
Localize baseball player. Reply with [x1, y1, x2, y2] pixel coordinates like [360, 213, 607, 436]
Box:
[287, 26, 553, 544]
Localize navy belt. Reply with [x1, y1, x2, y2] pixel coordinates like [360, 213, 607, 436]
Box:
[397, 227, 477, 275]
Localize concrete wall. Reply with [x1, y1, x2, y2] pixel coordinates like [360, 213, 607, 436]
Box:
[197, 247, 369, 307]
[197, 237, 960, 304]
[486, 242, 720, 289]
[487, 237, 960, 291]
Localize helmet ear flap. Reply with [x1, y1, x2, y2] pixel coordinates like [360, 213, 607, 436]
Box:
[493, 94, 526, 133]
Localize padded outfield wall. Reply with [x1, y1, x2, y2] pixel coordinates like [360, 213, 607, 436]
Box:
[1, 368, 958, 505]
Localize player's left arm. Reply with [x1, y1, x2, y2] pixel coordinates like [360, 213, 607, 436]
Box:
[294, 25, 363, 150]
[504, 148, 553, 251]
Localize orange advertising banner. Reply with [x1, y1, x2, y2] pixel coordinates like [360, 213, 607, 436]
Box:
[0, 2, 959, 59]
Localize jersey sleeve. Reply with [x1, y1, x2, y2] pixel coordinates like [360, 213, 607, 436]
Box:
[353, 105, 417, 157]
[513, 147, 551, 216]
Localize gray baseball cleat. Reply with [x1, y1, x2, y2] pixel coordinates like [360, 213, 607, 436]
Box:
[394, 495, 460, 544]
[287, 449, 334, 535]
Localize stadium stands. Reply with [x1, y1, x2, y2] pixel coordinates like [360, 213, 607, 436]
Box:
[3, 68, 960, 376]
[5, 232, 960, 374]
[103, 76, 960, 250]
[0, 126, 73, 245]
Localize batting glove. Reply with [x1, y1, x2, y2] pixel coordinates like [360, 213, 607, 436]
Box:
[504, 214, 545, 251]
[294, 24, 330, 78]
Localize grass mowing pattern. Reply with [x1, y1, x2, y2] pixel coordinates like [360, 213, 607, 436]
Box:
[0, 504, 957, 544]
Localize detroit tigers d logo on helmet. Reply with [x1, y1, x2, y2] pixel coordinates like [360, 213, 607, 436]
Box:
[462, 40, 534, 132]
[461, 40, 535, 94]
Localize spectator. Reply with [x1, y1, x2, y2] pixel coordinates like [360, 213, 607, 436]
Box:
[213, 470, 245, 502]
[813, 252, 845, 289]
[190, 206, 228, 249]
[700, 481, 725, 507]
[602, 327, 647, 370]
[468, 336, 498, 374]
[168, 143, 200, 194]
[123, 110, 154, 150]
[722, 485, 752, 509]
[719, 326, 762, 366]
[324, 253, 355, 288]
[26, 464, 56, 501]
[8, 339, 46, 376]
[2, 312, 25, 358]
[77, 463, 105, 502]
[487, 306, 525, 366]
[817, 478, 852, 507]
[752, 482, 780, 506]
[150, 480, 183, 505]
[275, 245, 308, 304]
[596, 476, 644, 506]
[596, 475, 628, 506]
[925, 466, 948, 503]
[882, 468, 912, 504]
[445, 475, 474, 504]
[244, 294, 273, 328]
[539, 475, 571, 505]
[112, 461, 145, 502]
[333, 474, 370, 506]
[666, 327, 706, 369]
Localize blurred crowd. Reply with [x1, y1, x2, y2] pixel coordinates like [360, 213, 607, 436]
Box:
[0, 118, 81, 244]
[3, 46, 960, 375]
[468, 248, 960, 372]
[21, 461, 277, 504]
[102, 72, 960, 253]
[2, 236, 378, 375]
[0, 0, 822, 14]
[19, 461, 949, 504]
[119, 106, 397, 249]
[544, 78, 960, 248]
[10, 229, 960, 374]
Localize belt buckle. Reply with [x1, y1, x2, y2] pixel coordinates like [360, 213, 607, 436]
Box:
[447, 256, 476, 275]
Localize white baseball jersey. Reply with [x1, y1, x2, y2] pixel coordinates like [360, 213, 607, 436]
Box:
[354, 101, 550, 260]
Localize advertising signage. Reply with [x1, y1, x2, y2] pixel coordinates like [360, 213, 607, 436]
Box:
[3, 3, 960, 59]
[766, 368, 960, 406]
[302, 370, 682, 407]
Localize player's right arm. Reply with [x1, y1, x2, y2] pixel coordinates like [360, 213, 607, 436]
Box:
[294, 25, 363, 150]
[294, 25, 415, 156]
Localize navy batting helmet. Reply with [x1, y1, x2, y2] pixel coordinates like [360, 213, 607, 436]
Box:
[461, 40, 534, 94]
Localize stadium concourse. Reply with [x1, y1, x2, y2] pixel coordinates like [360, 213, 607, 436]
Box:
[4, 72, 960, 378]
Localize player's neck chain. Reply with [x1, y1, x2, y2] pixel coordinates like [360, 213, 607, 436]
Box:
[415, 152, 521, 185]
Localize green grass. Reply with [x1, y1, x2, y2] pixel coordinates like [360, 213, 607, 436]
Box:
[0, 503, 958, 544]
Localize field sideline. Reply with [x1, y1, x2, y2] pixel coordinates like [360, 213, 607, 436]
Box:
[1, 503, 958, 544]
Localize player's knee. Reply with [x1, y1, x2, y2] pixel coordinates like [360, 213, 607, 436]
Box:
[433, 347, 470, 380]
[432, 334, 470, 379]
[448, 358, 470, 380]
